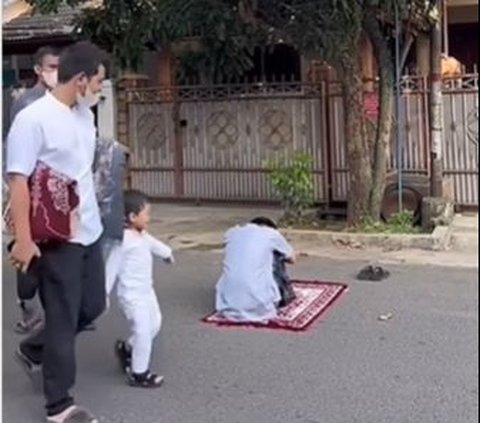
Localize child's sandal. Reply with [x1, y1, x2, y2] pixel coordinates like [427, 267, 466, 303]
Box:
[128, 371, 164, 389]
[114, 340, 131, 374]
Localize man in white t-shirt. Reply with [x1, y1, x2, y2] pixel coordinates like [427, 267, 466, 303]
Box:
[7, 41, 106, 423]
[215, 217, 296, 322]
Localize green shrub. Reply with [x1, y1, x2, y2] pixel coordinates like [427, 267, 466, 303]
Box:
[362, 210, 418, 234]
[266, 153, 315, 222]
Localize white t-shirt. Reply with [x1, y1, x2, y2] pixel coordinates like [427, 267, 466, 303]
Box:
[105, 229, 173, 299]
[215, 223, 294, 322]
[6, 92, 102, 246]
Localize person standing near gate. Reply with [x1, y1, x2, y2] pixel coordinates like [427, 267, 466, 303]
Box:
[7, 41, 107, 423]
[10, 46, 60, 123]
[6, 46, 60, 335]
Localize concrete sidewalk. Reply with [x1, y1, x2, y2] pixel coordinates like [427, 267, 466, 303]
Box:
[150, 204, 478, 269]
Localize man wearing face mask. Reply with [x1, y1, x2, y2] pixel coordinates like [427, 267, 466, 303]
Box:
[7, 46, 60, 335]
[9, 46, 60, 124]
[7, 41, 106, 423]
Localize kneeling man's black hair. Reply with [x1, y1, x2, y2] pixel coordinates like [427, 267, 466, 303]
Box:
[250, 216, 278, 229]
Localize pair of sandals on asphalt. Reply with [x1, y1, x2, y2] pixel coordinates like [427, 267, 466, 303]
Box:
[356, 264, 390, 281]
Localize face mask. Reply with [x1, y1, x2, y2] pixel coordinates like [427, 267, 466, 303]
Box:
[76, 86, 101, 108]
[41, 70, 58, 89]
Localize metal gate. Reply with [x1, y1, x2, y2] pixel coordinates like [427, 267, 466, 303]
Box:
[124, 75, 479, 207]
[126, 82, 332, 203]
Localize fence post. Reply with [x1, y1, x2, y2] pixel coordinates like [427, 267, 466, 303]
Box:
[116, 74, 148, 189]
[172, 87, 184, 197]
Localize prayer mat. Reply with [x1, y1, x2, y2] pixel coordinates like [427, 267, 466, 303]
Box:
[202, 280, 348, 332]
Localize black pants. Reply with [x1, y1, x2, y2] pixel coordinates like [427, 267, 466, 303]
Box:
[20, 240, 105, 416]
[273, 252, 296, 308]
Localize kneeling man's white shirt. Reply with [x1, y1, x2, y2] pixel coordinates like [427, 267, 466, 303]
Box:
[6, 92, 102, 246]
[215, 223, 294, 322]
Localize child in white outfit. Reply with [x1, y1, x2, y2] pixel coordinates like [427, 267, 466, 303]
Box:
[105, 190, 174, 388]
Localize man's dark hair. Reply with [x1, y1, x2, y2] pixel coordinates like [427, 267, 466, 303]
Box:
[34, 46, 60, 66]
[250, 216, 278, 229]
[58, 41, 107, 84]
[124, 190, 149, 219]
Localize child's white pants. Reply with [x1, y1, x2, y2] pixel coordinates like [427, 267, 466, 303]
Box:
[119, 290, 162, 374]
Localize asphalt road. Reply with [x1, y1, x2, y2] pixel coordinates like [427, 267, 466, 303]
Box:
[2, 252, 478, 423]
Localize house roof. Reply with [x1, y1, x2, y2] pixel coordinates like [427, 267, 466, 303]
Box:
[2, 0, 101, 43]
[3, 5, 80, 42]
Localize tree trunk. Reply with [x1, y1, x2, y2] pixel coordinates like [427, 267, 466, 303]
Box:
[342, 60, 372, 226]
[363, 9, 395, 221]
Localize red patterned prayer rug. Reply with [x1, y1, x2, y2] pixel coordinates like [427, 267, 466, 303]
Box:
[202, 281, 348, 332]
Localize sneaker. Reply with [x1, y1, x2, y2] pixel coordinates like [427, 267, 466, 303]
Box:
[46, 405, 98, 423]
[114, 340, 131, 374]
[128, 371, 164, 389]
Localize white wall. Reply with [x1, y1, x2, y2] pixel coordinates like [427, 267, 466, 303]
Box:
[97, 79, 116, 139]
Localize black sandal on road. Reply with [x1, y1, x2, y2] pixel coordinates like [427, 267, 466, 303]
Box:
[128, 371, 164, 389]
[114, 340, 132, 374]
[357, 265, 390, 282]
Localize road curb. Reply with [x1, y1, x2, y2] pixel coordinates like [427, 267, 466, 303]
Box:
[284, 224, 453, 252]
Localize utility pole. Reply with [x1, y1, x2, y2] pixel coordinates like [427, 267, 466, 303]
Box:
[394, 3, 403, 212]
[429, 1, 444, 197]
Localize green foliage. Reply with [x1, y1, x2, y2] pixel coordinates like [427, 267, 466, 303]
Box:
[27, 0, 262, 78]
[361, 210, 419, 234]
[167, 0, 262, 83]
[26, 0, 156, 72]
[266, 153, 315, 222]
[255, 0, 364, 68]
[25, 0, 81, 14]
[80, 1, 157, 72]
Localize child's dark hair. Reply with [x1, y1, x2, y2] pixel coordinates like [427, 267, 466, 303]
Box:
[124, 189, 149, 219]
[250, 216, 278, 229]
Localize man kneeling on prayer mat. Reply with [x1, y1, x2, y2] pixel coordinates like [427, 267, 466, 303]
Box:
[215, 217, 296, 322]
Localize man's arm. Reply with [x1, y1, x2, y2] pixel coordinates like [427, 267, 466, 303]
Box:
[105, 243, 123, 297]
[6, 113, 42, 272]
[271, 230, 296, 264]
[8, 175, 32, 243]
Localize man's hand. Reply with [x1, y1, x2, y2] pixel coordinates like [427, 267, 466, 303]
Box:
[285, 254, 296, 265]
[9, 239, 41, 273]
[8, 174, 38, 273]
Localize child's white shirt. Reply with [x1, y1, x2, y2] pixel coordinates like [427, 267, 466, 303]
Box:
[105, 229, 173, 299]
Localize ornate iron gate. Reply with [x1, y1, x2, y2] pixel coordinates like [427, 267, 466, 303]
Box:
[123, 75, 479, 206]
[125, 82, 331, 203]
